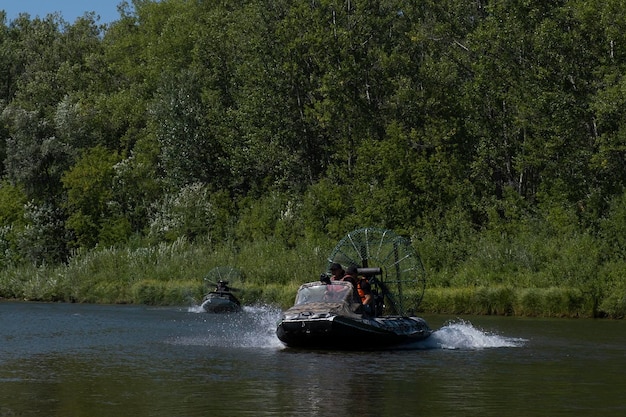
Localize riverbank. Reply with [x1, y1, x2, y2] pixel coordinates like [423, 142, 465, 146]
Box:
[0, 236, 624, 318]
[0, 285, 612, 319]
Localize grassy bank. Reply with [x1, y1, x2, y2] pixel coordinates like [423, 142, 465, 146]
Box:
[0, 237, 328, 307]
[421, 287, 595, 318]
[1, 235, 625, 319]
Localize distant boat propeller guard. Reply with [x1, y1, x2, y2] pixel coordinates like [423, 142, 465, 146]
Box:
[276, 228, 432, 349]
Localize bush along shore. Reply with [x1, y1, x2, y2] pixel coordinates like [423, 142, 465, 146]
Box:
[1, 234, 624, 319]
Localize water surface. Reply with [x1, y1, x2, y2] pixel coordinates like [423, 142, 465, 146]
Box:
[1, 302, 624, 416]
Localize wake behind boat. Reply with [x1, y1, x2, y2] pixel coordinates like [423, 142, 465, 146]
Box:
[276, 227, 432, 350]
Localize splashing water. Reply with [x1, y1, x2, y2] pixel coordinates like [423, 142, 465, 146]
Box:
[174, 304, 284, 349]
[417, 319, 526, 350]
[237, 305, 285, 349]
[187, 304, 205, 314]
[184, 302, 524, 351]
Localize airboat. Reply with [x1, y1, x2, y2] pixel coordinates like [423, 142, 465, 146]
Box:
[276, 228, 432, 349]
[200, 267, 244, 313]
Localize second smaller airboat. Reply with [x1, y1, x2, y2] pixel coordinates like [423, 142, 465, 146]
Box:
[200, 267, 244, 313]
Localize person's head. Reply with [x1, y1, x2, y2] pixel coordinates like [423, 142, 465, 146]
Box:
[330, 263, 344, 276]
[346, 266, 358, 277]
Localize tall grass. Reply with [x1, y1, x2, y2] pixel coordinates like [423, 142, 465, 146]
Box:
[422, 286, 589, 317]
[1, 227, 625, 318]
[0, 236, 330, 307]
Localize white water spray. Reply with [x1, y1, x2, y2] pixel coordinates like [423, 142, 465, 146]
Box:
[184, 301, 525, 351]
[187, 304, 205, 314]
[175, 304, 284, 349]
[418, 319, 526, 350]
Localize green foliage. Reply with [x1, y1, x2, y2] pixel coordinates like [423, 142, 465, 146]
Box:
[1, 107, 70, 200]
[109, 152, 162, 236]
[0, 181, 27, 266]
[599, 192, 626, 259]
[598, 290, 626, 319]
[423, 286, 588, 317]
[98, 217, 133, 247]
[62, 146, 120, 248]
[151, 68, 226, 189]
[300, 178, 360, 241]
[131, 279, 200, 306]
[235, 191, 307, 249]
[516, 287, 588, 318]
[2, 1, 626, 317]
[148, 183, 233, 244]
[17, 201, 71, 266]
[0, 233, 618, 317]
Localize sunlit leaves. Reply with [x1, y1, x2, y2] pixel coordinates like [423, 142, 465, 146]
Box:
[151, 68, 225, 189]
[148, 182, 231, 243]
[2, 107, 70, 200]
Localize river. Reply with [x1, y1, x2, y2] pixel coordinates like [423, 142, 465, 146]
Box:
[1, 301, 624, 416]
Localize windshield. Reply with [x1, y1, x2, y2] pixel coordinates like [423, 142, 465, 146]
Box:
[295, 283, 351, 305]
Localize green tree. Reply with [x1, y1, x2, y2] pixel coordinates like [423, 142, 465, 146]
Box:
[17, 201, 70, 265]
[463, 1, 598, 227]
[151, 68, 226, 189]
[0, 181, 27, 266]
[2, 107, 70, 200]
[62, 146, 120, 248]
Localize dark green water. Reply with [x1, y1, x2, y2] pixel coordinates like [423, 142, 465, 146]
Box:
[1, 302, 624, 416]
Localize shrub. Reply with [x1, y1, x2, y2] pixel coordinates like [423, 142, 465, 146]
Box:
[599, 292, 626, 318]
[474, 286, 516, 315]
[517, 288, 544, 316]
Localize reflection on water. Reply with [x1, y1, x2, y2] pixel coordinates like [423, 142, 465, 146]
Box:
[1, 302, 625, 417]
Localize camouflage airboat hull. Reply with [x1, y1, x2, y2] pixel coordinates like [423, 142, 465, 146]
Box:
[276, 314, 431, 349]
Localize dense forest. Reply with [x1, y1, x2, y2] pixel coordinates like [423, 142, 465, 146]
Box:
[1, 0, 626, 317]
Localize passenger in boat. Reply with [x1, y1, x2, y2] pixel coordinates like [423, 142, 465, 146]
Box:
[342, 266, 358, 286]
[322, 263, 348, 301]
[343, 266, 362, 303]
[329, 263, 345, 280]
[215, 280, 230, 292]
[356, 275, 374, 316]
